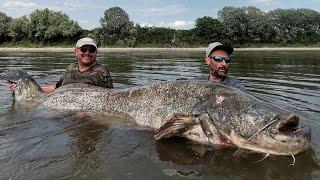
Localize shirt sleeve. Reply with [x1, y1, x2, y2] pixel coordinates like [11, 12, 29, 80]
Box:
[96, 68, 114, 88]
[232, 81, 246, 92]
[102, 71, 114, 88]
[55, 64, 74, 89]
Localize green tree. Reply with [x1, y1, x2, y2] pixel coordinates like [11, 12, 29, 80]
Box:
[194, 16, 233, 45]
[8, 15, 30, 42]
[267, 8, 320, 44]
[100, 6, 133, 42]
[134, 25, 175, 47]
[218, 6, 272, 45]
[0, 12, 12, 43]
[29, 8, 82, 43]
[172, 29, 199, 47]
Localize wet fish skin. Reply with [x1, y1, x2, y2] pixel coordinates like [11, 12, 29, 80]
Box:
[2, 69, 312, 156]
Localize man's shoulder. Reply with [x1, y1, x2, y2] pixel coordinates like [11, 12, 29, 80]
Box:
[223, 76, 240, 83]
[222, 76, 246, 91]
[91, 63, 110, 73]
[86, 63, 112, 78]
[193, 75, 246, 91]
[193, 75, 209, 81]
[92, 63, 107, 69]
[67, 62, 78, 71]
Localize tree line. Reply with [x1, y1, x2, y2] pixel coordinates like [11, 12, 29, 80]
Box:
[0, 6, 319, 47]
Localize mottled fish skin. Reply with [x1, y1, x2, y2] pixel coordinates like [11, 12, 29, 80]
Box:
[42, 81, 218, 129]
[8, 70, 312, 156]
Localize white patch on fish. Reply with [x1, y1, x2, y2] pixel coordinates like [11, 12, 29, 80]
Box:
[216, 95, 225, 104]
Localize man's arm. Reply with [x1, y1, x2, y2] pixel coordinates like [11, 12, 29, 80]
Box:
[41, 84, 56, 93]
[7, 82, 56, 93]
[95, 67, 114, 88]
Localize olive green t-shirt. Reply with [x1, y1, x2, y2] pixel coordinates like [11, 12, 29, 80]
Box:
[56, 62, 113, 88]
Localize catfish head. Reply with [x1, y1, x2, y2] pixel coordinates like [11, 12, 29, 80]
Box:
[207, 86, 311, 155]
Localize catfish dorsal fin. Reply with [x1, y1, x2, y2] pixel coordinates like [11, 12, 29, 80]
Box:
[154, 114, 199, 140]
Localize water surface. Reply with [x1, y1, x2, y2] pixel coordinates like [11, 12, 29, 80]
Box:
[0, 50, 319, 179]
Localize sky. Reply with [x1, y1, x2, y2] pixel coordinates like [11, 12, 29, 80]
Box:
[0, 0, 320, 30]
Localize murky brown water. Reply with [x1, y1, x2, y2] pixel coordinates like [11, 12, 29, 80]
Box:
[0, 50, 319, 179]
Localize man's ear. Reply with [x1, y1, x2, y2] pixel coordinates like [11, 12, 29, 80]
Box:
[205, 57, 211, 65]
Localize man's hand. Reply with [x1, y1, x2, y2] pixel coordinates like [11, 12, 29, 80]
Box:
[41, 84, 56, 93]
[75, 110, 86, 119]
[7, 82, 16, 92]
[7, 82, 56, 93]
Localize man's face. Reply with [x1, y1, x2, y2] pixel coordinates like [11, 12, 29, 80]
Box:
[75, 45, 97, 66]
[205, 50, 229, 79]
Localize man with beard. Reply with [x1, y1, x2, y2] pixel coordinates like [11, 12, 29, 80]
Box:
[8, 37, 113, 93]
[199, 42, 245, 91]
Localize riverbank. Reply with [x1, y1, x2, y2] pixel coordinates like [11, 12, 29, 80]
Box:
[0, 47, 320, 52]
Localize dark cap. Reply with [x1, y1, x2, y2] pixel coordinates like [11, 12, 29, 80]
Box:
[206, 42, 233, 57]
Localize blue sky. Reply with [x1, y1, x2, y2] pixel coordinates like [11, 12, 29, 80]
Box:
[0, 0, 319, 30]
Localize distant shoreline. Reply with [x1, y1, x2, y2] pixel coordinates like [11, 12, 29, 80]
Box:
[0, 47, 320, 52]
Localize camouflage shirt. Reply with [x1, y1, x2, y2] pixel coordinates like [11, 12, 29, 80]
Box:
[56, 62, 113, 88]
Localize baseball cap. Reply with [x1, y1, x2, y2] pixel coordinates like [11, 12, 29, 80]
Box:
[76, 37, 97, 48]
[205, 42, 233, 57]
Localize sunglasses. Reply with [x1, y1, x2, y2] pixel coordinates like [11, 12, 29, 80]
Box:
[210, 56, 232, 63]
[80, 45, 96, 53]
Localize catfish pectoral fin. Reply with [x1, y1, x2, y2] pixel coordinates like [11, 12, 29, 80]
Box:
[154, 114, 199, 140]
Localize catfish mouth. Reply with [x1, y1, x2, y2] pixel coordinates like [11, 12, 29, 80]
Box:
[271, 114, 311, 139]
[236, 114, 311, 155]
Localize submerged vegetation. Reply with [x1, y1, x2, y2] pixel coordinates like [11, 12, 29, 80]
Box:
[0, 6, 320, 48]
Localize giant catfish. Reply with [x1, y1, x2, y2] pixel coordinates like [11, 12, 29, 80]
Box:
[1, 69, 311, 157]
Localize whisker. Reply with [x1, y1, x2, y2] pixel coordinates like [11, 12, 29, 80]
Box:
[289, 154, 296, 166]
[247, 119, 277, 142]
[232, 148, 242, 157]
[254, 153, 270, 163]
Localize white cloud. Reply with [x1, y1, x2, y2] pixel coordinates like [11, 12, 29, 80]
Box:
[139, 22, 154, 27]
[2, 1, 38, 8]
[169, 20, 194, 28]
[1, 1, 38, 18]
[78, 20, 100, 30]
[156, 21, 166, 27]
[142, 4, 187, 16]
[140, 20, 194, 30]
[247, 0, 275, 3]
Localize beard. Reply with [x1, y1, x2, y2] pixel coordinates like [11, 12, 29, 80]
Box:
[211, 66, 228, 78]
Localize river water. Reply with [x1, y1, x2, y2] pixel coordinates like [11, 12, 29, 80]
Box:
[0, 50, 319, 179]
